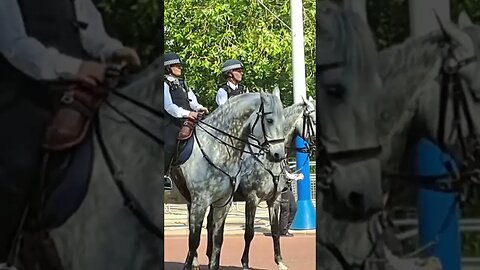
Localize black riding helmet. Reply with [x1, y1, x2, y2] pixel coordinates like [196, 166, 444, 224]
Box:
[221, 59, 244, 78]
[164, 52, 184, 75]
[164, 52, 183, 67]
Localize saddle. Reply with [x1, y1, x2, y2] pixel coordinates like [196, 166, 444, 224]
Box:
[43, 80, 109, 150]
[31, 68, 124, 228]
[177, 113, 202, 141]
[26, 131, 94, 232]
[171, 113, 204, 166]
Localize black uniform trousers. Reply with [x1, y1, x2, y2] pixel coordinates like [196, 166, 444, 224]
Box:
[0, 88, 51, 261]
[279, 186, 297, 234]
[163, 117, 182, 175]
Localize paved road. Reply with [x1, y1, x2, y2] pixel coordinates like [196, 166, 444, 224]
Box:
[165, 234, 315, 270]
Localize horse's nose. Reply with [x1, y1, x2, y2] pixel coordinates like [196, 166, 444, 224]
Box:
[347, 191, 364, 210]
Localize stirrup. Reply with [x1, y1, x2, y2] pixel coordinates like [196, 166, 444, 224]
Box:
[164, 175, 173, 190]
[0, 263, 18, 270]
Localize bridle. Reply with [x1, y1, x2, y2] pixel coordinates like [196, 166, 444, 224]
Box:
[248, 96, 287, 151]
[189, 94, 286, 207]
[397, 17, 480, 201]
[250, 101, 317, 203]
[316, 61, 383, 197]
[315, 59, 385, 270]
[299, 101, 317, 155]
[379, 19, 480, 263]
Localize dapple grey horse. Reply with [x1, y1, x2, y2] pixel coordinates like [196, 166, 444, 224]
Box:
[204, 96, 316, 270]
[316, 2, 386, 269]
[379, 12, 480, 179]
[376, 12, 480, 268]
[170, 89, 287, 270]
[316, 1, 479, 269]
[17, 59, 165, 270]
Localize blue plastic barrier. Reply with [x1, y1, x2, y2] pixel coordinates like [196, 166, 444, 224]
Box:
[291, 136, 316, 230]
[416, 139, 461, 270]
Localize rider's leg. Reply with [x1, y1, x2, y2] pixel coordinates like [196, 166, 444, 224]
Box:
[163, 124, 180, 189]
[0, 97, 48, 266]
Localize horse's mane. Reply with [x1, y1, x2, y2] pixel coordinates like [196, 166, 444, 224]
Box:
[378, 30, 443, 83]
[283, 103, 305, 142]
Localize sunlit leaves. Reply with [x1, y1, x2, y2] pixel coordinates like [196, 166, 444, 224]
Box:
[165, 0, 315, 109]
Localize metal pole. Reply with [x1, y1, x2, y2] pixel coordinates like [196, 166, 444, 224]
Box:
[290, 0, 315, 230]
[410, 2, 460, 267]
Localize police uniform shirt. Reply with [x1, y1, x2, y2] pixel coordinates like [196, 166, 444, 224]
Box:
[0, 0, 123, 81]
[215, 81, 248, 106]
[164, 75, 204, 118]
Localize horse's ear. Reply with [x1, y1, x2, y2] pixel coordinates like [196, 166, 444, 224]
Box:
[272, 85, 281, 99]
[300, 95, 307, 104]
[458, 10, 473, 28]
[259, 89, 266, 103]
[435, 12, 466, 41]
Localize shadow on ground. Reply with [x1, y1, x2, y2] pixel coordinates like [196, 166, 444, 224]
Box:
[164, 262, 267, 270]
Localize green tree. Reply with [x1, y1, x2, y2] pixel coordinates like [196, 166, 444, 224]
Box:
[93, 0, 162, 66]
[164, 0, 315, 109]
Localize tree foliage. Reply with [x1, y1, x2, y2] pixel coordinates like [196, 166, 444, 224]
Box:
[367, 0, 480, 50]
[93, 0, 162, 66]
[164, 0, 315, 109]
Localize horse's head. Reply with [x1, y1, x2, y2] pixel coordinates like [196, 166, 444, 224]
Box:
[455, 11, 480, 98]
[247, 87, 286, 162]
[316, 0, 384, 220]
[295, 96, 317, 150]
[302, 96, 317, 143]
[434, 12, 479, 88]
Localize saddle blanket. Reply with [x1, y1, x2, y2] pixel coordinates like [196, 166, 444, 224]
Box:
[28, 131, 94, 232]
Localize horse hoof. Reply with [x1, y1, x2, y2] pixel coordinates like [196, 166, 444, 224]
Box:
[278, 262, 288, 270]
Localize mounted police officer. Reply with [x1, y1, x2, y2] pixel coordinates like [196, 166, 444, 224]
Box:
[215, 59, 248, 106]
[163, 52, 208, 189]
[0, 0, 140, 268]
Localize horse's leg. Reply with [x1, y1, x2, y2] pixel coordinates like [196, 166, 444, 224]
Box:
[206, 206, 214, 260]
[268, 198, 288, 270]
[208, 204, 232, 270]
[184, 202, 208, 270]
[240, 197, 258, 270]
[185, 204, 201, 269]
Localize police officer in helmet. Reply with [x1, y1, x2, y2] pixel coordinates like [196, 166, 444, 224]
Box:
[215, 59, 248, 106]
[163, 52, 208, 189]
[0, 0, 140, 268]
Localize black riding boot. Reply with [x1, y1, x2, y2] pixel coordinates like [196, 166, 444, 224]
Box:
[164, 151, 174, 190]
[0, 187, 29, 266]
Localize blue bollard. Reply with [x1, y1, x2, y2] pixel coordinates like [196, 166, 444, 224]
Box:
[291, 136, 316, 230]
[416, 138, 461, 270]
